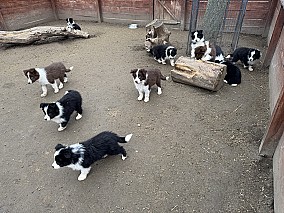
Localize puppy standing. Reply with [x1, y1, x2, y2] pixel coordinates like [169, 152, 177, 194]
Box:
[226, 47, 261, 71]
[221, 61, 242, 86]
[52, 131, 132, 181]
[40, 90, 82, 131]
[23, 62, 73, 97]
[131, 68, 169, 102]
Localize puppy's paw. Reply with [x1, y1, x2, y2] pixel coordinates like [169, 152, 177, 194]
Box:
[121, 155, 127, 160]
[138, 96, 143, 101]
[249, 66, 254, 72]
[54, 89, 59, 94]
[58, 126, 66, 132]
[144, 98, 149, 103]
[157, 87, 162, 95]
[58, 83, 64, 89]
[76, 114, 82, 120]
[231, 84, 238, 87]
[78, 174, 87, 181]
[41, 93, 47, 97]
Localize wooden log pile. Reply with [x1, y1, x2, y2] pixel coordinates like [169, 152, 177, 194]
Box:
[0, 26, 90, 45]
[171, 56, 227, 91]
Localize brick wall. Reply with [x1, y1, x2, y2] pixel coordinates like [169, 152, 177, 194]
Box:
[0, 0, 54, 30]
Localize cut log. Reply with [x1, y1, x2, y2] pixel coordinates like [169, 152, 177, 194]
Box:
[171, 56, 227, 91]
[0, 26, 90, 44]
[145, 19, 171, 51]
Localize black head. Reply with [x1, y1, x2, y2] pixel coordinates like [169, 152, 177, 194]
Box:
[166, 46, 177, 58]
[40, 103, 59, 120]
[52, 146, 73, 169]
[248, 49, 261, 62]
[191, 30, 204, 43]
[66, 18, 74, 23]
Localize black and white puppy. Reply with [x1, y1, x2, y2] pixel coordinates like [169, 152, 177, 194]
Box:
[130, 68, 169, 102]
[221, 61, 242, 87]
[190, 30, 205, 58]
[66, 18, 81, 31]
[52, 131, 132, 181]
[226, 47, 261, 71]
[149, 44, 177, 66]
[23, 62, 73, 97]
[40, 90, 83, 131]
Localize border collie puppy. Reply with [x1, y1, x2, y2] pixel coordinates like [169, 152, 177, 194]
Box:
[23, 62, 73, 97]
[52, 131, 133, 181]
[194, 41, 224, 63]
[190, 30, 205, 58]
[226, 47, 261, 71]
[66, 18, 81, 32]
[149, 44, 177, 66]
[130, 68, 169, 103]
[40, 90, 82, 131]
[221, 61, 242, 86]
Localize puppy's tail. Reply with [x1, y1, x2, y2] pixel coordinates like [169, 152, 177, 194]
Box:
[161, 75, 170, 81]
[66, 66, 74, 72]
[118, 133, 133, 143]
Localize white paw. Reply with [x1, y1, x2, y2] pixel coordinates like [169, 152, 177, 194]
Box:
[249, 67, 253, 71]
[223, 80, 228, 84]
[243, 65, 248, 68]
[162, 61, 166, 65]
[144, 98, 149, 103]
[41, 93, 47, 97]
[157, 88, 162, 95]
[121, 155, 127, 160]
[137, 96, 143, 101]
[231, 84, 238, 87]
[64, 78, 68, 83]
[76, 114, 82, 120]
[58, 83, 64, 89]
[170, 62, 175, 66]
[58, 126, 66, 131]
[54, 89, 59, 94]
[78, 175, 87, 181]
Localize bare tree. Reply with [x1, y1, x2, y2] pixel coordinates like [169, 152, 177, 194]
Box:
[202, 0, 228, 43]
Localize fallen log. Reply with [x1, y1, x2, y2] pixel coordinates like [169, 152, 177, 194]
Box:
[0, 26, 90, 44]
[171, 56, 227, 91]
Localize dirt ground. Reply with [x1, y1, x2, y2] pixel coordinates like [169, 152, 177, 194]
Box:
[0, 21, 274, 213]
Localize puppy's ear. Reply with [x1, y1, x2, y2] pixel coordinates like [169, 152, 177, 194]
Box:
[55, 144, 65, 151]
[130, 69, 137, 74]
[40, 103, 47, 108]
[199, 30, 203, 33]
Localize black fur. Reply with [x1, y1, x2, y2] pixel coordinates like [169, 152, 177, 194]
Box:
[215, 45, 225, 63]
[66, 18, 81, 31]
[222, 61, 242, 86]
[40, 90, 83, 131]
[150, 44, 177, 66]
[227, 47, 261, 70]
[52, 131, 132, 180]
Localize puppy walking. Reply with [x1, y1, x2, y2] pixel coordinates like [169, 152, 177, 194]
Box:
[52, 131, 133, 181]
[131, 68, 169, 102]
[40, 90, 82, 131]
[23, 62, 73, 97]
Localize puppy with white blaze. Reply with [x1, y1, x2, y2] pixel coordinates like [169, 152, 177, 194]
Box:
[40, 90, 83, 131]
[23, 62, 73, 97]
[130, 68, 169, 102]
[226, 47, 261, 71]
[149, 44, 177, 66]
[190, 30, 205, 58]
[52, 131, 133, 181]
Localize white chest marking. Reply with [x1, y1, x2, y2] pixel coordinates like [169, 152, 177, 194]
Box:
[35, 68, 49, 85]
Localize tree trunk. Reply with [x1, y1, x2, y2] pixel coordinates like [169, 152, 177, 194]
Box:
[202, 0, 228, 43]
[171, 56, 227, 91]
[0, 26, 90, 44]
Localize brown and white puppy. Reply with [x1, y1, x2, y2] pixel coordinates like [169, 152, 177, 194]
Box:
[194, 41, 225, 63]
[130, 68, 169, 102]
[23, 62, 73, 97]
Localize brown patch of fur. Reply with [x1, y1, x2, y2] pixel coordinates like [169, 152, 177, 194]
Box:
[194, 41, 217, 62]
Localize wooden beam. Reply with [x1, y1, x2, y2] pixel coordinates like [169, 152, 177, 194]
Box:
[156, 0, 178, 21]
[95, 0, 102, 23]
[259, 86, 284, 157]
[263, 0, 278, 37]
[0, 9, 8, 30]
[263, 4, 284, 67]
[49, 0, 59, 20]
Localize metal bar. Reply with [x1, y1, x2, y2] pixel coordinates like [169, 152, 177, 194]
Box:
[231, 0, 248, 51]
[186, 0, 199, 55]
